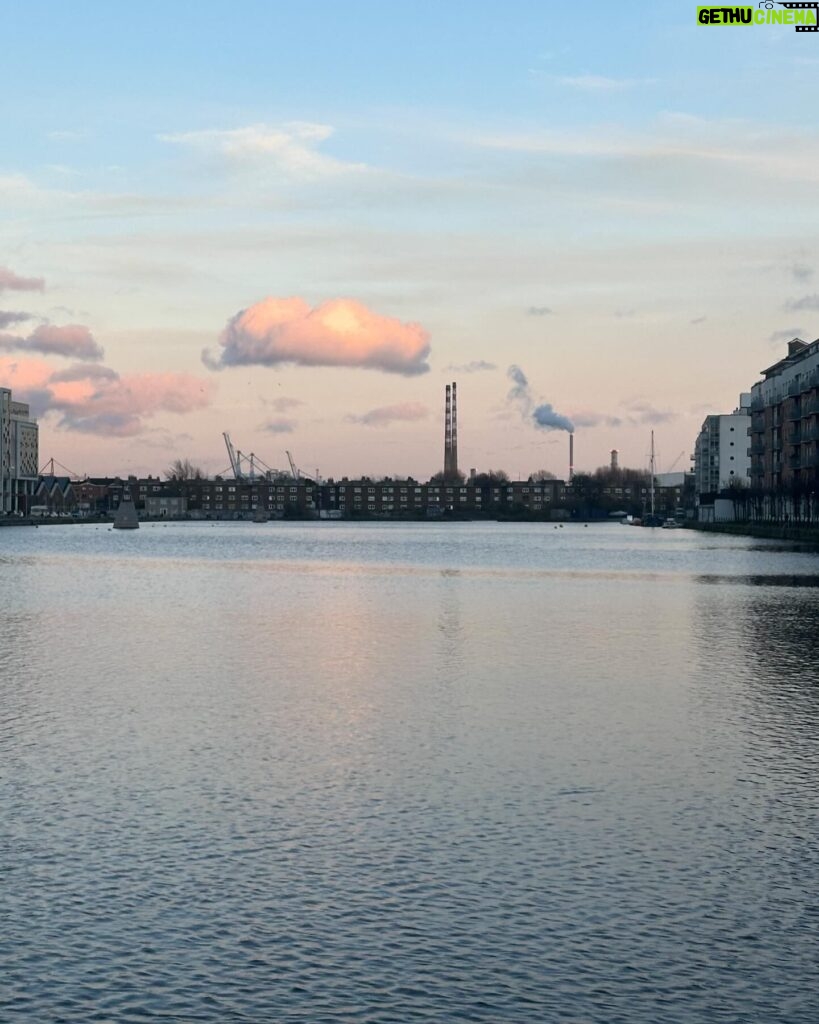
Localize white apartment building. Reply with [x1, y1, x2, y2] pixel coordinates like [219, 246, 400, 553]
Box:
[0, 387, 39, 513]
[693, 395, 751, 498]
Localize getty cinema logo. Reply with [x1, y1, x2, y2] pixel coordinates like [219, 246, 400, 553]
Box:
[697, 2, 819, 30]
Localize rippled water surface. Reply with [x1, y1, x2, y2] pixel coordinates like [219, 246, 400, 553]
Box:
[2, 521, 818, 1022]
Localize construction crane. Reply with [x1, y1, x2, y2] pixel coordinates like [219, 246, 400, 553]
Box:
[667, 450, 687, 473]
[285, 450, 319, 483]
[222, 433, 284, 481]
[223, 432, 242, 478]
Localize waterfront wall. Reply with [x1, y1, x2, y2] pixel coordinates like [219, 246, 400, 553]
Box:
[685, 521, 819, 543]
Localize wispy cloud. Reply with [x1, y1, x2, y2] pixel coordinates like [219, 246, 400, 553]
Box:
[0, 266, 45, 293]
[47, 130, 85, 141]
[791, 262, 813, 282]
[571, 411, 623, 428]
[159, 122, 365, 178]
[769, 327, 806, 344]
[267, 396, 304, 412]
[445, 360, 497, 373]
[0, 311, 34, 329]
[690, 315, 707, 325]
[348, 402, 428, 427]
[205, 296, 431, 376]
[470, 115, 819, 186]
[554, 74, 651, 92]
[625, 400, 675, 425]
[262, 417, 297, 434]
[526, 306, 553, 316]
[784, 294, 819, 312]
[0, 324, 104, 361]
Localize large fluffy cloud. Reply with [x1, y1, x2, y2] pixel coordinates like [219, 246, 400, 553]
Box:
[0, 356, 211, 436]
[205, 297, 431, 376]
[0, 323, 104, 361]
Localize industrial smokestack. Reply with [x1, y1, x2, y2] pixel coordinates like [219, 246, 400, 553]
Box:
[444, 381, 459, 477]
[610, 449, 619, 472]
[569, 433, 574, 481]
[444, 384, 451, 474]
[451, 381, 458, 475]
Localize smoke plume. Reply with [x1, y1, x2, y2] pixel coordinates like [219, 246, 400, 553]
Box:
[507, 364, 574, 433]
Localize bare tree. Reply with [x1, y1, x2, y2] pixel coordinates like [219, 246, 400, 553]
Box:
[529, 469, 556, 481]
[472, 469, 509, 486]
[165, 458, 205, 481]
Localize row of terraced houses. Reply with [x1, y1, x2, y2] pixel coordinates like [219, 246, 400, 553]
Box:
[84, 475, 573, 519]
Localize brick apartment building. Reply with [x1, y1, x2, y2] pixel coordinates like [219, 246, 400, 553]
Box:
[71, 474, 570, 520]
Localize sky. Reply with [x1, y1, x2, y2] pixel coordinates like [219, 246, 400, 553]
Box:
[2, 0, 819, 480]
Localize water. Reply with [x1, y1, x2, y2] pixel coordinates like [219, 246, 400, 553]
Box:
[1, 521, 818, 1023]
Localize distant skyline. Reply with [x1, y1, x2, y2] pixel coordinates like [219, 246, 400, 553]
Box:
[2, 0, 818, 479]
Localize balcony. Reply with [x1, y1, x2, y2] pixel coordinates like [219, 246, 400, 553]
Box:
[789, 455, 802, 470]
[788, 429, 802, 444]
[750, 441, 766, 455]
[750, 395, 764, 411]
[787, 378, 803, 397]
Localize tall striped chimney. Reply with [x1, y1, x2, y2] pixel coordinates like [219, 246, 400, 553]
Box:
[569, 433, 574, 481]
[444, 381, 458, 477]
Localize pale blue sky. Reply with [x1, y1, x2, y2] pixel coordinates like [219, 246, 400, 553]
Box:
[2, 1, 818, 477]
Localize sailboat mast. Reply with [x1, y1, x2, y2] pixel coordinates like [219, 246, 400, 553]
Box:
[650, 430, 656, 516]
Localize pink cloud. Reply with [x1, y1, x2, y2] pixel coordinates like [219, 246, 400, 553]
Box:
[206, 296, 430, 376]
[0, 323, 104, 361]
[0, 356, 212, 436]
[54, 373, 213, 435]
[348, 402, 429, 427]
[0, 267, 45, 293]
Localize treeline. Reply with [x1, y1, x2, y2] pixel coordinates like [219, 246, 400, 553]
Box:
[711, 480, 819, 525]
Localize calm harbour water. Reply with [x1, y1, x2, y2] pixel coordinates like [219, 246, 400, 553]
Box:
[1, 521, 818, 1023]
